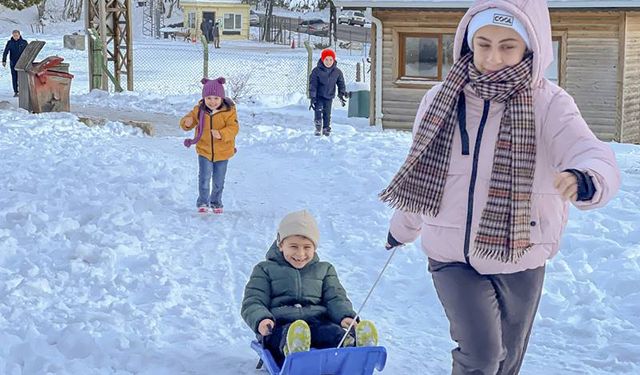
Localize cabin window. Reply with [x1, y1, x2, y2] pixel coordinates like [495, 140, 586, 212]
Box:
[224, 13, 242, 31]
[187, 12, 196, 28]
[399, 33, 455, 81]
[545, 36, 563, 86]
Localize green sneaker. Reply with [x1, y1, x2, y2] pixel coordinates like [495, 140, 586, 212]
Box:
[284, 320, 311, 356]
[355, 320, 378, 347]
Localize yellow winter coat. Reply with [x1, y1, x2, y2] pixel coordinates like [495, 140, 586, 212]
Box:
[180, 99, 239, 161]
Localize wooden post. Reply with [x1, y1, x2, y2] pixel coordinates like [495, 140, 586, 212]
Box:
[305, 41, 313, 99]
[201, 35, 209, 78]
[88, 29, 124, 93]
[98, 0, 108, 90]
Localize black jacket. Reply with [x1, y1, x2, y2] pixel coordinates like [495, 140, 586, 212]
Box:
[309, 59, 346, 100]
[3, 37, 28, 65]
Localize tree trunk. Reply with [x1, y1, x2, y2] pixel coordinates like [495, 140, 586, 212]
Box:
[36, 0, 47, 20]
[329, 1, 337, 45]
[261, 0, 274, 42]
[166, 0, 177, 18]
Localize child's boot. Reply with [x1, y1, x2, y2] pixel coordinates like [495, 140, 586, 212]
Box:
[322, 126, 331, 136]
[314, 120, 322, 136]
[355, 320, 378, 347]
[283, 320, 311, 356]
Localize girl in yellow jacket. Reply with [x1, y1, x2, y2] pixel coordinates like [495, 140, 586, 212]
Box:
[180, 77, 239, 214]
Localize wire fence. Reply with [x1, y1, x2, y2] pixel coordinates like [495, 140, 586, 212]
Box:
[131, 33, 370, 100]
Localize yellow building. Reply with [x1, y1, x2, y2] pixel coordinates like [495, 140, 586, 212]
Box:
[181, 0, 250, 41]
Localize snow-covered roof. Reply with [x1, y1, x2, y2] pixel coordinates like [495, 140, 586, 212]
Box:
[334, 0, 640, 9]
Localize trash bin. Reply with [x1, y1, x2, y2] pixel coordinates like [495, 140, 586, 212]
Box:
[13, 40, 74, 113]
[27, 56, 74, 113]
[347, 89, 370, 118]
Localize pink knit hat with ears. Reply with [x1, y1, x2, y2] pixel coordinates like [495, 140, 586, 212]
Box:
[201, 77, 226, 98]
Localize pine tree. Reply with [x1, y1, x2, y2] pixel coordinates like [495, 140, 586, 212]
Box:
[0, 0, 45, 10]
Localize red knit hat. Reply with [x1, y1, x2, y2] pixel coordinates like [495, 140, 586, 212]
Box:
[320, 48, 336, 62]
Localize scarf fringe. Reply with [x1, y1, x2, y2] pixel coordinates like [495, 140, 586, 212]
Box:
[379, 185, 439, 216]
[473, 243, 530, 263]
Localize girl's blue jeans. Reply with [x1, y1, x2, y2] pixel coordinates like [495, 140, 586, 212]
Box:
[197, 155, 228, 208]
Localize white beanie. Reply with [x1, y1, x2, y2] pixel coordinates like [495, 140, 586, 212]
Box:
[466, 8, 530, 50]
[277, 210, 320, 248]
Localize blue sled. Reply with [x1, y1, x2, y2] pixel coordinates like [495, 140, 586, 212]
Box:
[251, 341, 387, 375]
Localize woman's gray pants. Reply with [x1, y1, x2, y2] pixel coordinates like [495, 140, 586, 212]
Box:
[429, 259, 545, 375]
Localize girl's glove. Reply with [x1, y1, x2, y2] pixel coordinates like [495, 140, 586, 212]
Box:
[309, 98, 316, 111]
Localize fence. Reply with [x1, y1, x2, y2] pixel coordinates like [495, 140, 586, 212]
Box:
[130, 33, 370, 100]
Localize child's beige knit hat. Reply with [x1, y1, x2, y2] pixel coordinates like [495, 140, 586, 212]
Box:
[277, 210, 320, 248]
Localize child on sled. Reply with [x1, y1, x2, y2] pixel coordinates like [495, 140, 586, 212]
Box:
[241, 210, 379, 364]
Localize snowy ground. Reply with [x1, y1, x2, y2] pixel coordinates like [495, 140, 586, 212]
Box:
[1, 12, 639, 375]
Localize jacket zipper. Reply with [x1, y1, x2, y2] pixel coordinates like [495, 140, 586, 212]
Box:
[463, 100, 491, 264]
[209, 113, 215, 161]
[295, 270, 303, 319]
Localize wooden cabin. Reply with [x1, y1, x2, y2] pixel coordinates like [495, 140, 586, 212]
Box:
[181, 0, 250, 41]
[335, 0, 640, 143]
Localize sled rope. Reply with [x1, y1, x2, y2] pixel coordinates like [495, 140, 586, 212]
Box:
[337, 247, 398, 348]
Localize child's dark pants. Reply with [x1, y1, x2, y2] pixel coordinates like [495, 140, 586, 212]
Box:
[314, 98, 333, 132]
[429, 259, 545, 375]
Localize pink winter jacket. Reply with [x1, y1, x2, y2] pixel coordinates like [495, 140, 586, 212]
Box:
[389, 0, 620, 275]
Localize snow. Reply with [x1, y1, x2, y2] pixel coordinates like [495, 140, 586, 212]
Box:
[0, 14, 639, 375]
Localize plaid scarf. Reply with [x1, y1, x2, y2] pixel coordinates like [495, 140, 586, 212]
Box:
[380, 53, 536, 263]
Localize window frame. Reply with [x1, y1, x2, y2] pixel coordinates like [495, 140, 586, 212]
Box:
[187, 12, 196, 29]
[394, 27, 457, 87]
[223, 12, 243, 32]
[549, 30, 567, 88]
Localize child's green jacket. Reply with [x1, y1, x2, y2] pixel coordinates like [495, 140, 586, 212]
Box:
[241, 242, 356, 334]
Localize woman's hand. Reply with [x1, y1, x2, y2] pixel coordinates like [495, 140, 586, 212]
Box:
[385, 232, 403, 250]
[258, 319, 275, 336]
[554, 172, 578, 202]
[341, 317, 356, 329]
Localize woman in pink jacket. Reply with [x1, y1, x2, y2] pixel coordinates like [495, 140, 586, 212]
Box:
[381, 0, 620, 374]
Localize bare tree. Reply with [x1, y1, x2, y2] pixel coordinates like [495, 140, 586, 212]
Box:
[63, 0, 82, 21]
[36, 0, 47, 20]
[164, 0, 179, 19]
[227, 72, 253, 102]
[329, 0, 337, 46]
[261, 0, 274, 42]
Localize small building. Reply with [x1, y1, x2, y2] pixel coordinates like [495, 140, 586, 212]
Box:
[181, 0, 250, 41]
[335, 0, 640, 144]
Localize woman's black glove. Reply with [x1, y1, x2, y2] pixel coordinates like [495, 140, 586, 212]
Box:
[385, 232, 403, 250]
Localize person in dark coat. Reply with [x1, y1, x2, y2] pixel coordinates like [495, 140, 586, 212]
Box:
[309, 48, 347, 136]
[200, 19, 211, 42]
[212, 20, 220, 48]
[241, 210, 379, 365]
[2, 30, 28, 97]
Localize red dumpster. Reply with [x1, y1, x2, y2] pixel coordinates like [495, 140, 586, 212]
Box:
[27, 56, 74, 113]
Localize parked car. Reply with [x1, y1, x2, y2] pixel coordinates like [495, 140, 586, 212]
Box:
[250, 10, 260, 26]
[297, 18, 330, 36]
[338, 10, 366, 26]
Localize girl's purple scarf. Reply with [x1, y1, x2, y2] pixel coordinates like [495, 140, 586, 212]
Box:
[183, 102, 208, 148]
